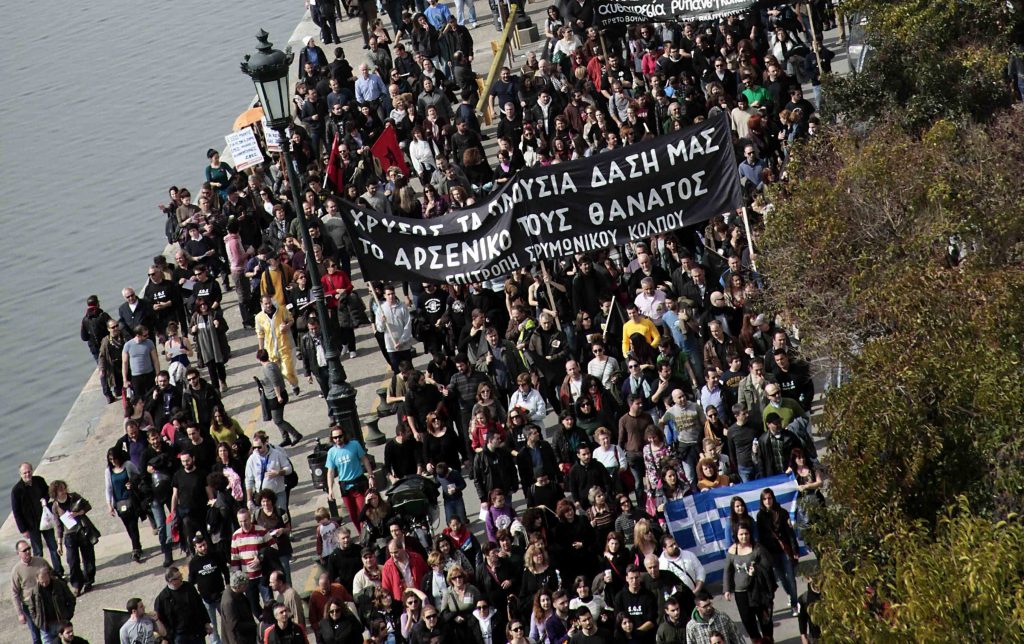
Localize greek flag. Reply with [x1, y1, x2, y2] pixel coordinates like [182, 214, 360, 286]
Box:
[664, 474, 805, 582]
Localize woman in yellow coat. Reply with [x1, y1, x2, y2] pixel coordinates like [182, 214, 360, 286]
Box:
[255, 294, 300, 393]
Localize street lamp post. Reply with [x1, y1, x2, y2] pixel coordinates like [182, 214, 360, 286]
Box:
[241, 30, 375, 443]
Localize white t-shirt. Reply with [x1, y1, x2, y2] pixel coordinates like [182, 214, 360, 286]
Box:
[593, 444, 627, 473]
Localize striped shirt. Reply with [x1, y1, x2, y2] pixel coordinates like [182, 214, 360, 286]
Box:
[230, 525, 276, 579]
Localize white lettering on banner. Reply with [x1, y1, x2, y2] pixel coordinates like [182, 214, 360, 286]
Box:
[358, 239, 385, 259]
[591, 150, 660, 187]
[666, 128, 720, 165]
[351, 209, 444, 236]
[523, 231, 618, 262]
[394, 230, 513, 272]
[488, 173, 578, 217]
[444, 253, 523, 284]
[455, 211, 486, 233]
[596, 1, 667, 17]
[669, 0, 715, 13]
[516, 208, 573, 236]
[589, 172, 706, 225]
[627, 210, 689, 239]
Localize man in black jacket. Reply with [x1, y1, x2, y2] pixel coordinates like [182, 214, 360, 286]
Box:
[756, 413, 801, 478]
[154, 566, 212, 642]
[80, 295, 114, 401]
[326, 527, 363, 589]
[117, 288, 157, 337]
[473, 433, 519, 499]
[11, 463, 64, 577]
[264, 602, 309, 644]
[514, 426, 560, 493]
[145, 370, 182, 431]
[181, 368, 222, 432]
[567, 444, 612, 510]
[571, 257, 608, 318]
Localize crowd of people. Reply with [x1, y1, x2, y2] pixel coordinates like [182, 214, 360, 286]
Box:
[22, 1, 844, 643]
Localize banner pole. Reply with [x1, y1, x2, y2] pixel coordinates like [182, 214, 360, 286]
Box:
[603, 297, 624, 343]
[539, 260, 563, 331]
[803, 2, 826, 78]
[740, 207, 758, 272]
[368, 286, 401, 356]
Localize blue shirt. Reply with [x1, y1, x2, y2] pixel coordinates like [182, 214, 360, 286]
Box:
[738, 159, 766, 187]
[424, 3, 453, 29]
[355, 74, 388, 103]
[326, 440, 367, 485]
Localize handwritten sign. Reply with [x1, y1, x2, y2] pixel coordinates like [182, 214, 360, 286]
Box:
[224, 128, 264, 171]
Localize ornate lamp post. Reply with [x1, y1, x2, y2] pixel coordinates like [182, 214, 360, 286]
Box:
[241, 30, 380, 444]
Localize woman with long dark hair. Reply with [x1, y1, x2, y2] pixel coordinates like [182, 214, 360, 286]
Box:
[105, 448, 144, 562]
[757, 487, 800, 615]
[788, 447, 825, 537]
[723, 522, 775, 643]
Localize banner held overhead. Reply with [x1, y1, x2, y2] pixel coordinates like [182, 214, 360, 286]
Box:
[595, 0, 757, 27]
[340, 113, 742, 284]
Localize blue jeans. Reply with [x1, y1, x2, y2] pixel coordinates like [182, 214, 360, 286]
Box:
[40, 623, 60, 644]
[23, 603, 41, 644]
[772, 552, 799, 608]
[443, 497, 467, 524]
[202, 598, 223, 644]
[151, 499, 173, 555]
[737, 464, 755, 483]
[28, 529, 64, 577]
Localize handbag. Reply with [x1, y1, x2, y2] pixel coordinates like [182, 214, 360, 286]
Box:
[39, 504, 56, 532]
[615, 448, 635, 493]
[115, 499, 133, 518]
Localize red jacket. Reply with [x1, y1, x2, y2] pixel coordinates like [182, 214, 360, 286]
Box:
[380, 551, 428, 600]
[321, 271, 353, 309]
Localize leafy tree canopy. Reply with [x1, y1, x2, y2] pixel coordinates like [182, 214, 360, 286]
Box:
[823, 0, 1024, 128]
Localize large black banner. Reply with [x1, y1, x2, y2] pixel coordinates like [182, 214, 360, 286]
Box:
[340, 114, 741, 284]
[595, 0, 756, 27]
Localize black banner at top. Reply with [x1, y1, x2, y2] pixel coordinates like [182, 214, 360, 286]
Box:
[340, 114, 742, 285]
[595, 0, 756, 27]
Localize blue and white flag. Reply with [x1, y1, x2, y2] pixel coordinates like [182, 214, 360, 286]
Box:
[664, 474, 806, 583]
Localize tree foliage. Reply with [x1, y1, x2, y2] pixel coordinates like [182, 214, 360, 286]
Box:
[822, 0, 1023, 129]
[812, 500, 1024, 641]
[759, 114, 1024, 636]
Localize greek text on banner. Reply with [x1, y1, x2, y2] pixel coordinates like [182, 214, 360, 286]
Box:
[340, 113, 742, 284]
[595, 0, 757, 27]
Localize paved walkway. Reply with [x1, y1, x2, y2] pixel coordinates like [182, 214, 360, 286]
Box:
[0, 5, 844, 640]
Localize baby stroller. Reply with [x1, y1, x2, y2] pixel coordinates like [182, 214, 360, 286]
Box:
[385, 475, 440, 551]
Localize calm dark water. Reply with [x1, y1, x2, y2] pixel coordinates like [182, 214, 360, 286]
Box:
[0, 0, 301, 516]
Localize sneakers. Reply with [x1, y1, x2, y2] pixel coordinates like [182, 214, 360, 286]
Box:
[292, 385, 301, 396]
[792, 605, 800, 617]
[349, 351, 358, 359]
[470, 21, 478, 28]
